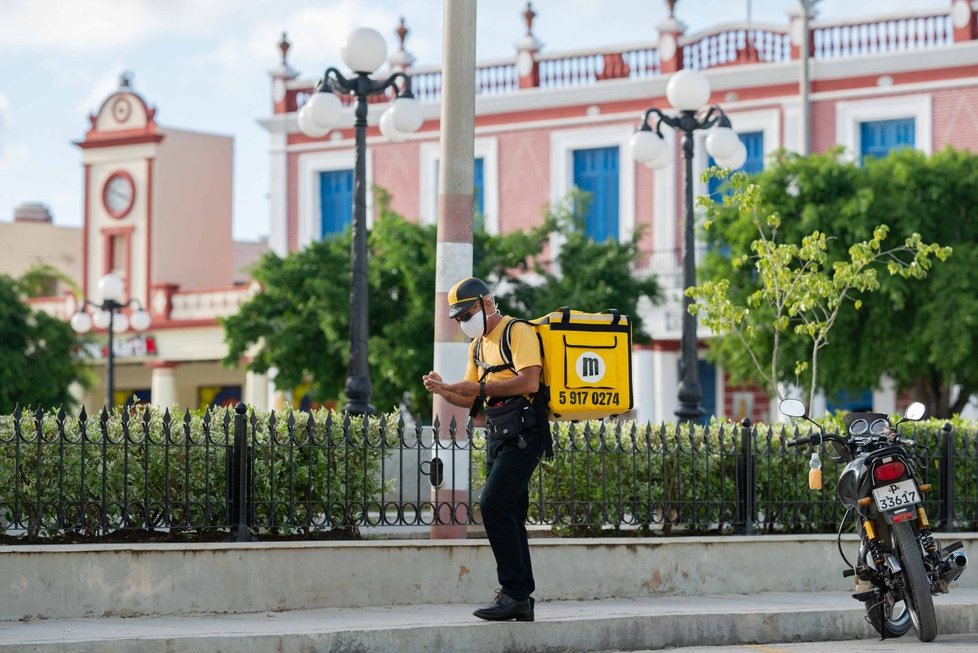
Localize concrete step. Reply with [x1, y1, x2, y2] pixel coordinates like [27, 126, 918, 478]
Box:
[6, 535, 977, 621]
[4, 590, 978, 653]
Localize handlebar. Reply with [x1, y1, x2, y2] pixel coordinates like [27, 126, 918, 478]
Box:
[787, 431, 917, 451]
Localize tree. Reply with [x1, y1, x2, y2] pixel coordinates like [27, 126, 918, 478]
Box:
[223, 189, 661, 417]
[0, 273, 89, 412]
[695, 148, 966, 416]
[17, 263, 81, 299]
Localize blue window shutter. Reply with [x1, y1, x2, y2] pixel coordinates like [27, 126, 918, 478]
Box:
[860, 118, 915, 163]
[826, 388, 874, 413]
[473, 158, 485, 216]
[473, 158, 485, 231]
[433, 158, 486, 230]
[572, 146, 619, 241]
[698, 359, 717, 421]
[708, 131, 764, 199]
[319, 169, 354, 237]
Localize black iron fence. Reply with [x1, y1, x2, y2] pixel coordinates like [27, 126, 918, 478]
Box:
[1, 403, 976, 542]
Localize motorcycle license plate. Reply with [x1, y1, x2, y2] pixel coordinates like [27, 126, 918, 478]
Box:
[872, 479, 920, 511]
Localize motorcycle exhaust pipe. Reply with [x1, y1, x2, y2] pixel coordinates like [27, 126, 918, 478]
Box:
[941, 550, 969, 584]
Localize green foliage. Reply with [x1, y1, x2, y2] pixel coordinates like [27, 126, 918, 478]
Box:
[528, 419, 739, 535]
[0, 405, 390, 539]
[0, 274, 89, 413]
[691, 150, 952, 411]
[17, 263, 80, 299]
[223, 188, 662, 417]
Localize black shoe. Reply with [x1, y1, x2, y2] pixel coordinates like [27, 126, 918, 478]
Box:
[473, 590, 534, 622]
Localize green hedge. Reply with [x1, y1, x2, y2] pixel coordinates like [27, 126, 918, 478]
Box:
[0, 405, 389, 539]
[2, 406, 976, 541]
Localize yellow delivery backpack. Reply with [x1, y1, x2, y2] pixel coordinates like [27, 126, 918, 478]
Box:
[493, 308, 634, 421]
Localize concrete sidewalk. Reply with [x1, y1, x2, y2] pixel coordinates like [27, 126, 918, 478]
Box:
[4, 589, 978, 653]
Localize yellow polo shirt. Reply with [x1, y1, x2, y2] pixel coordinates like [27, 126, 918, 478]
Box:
[463, 316, 541, 386]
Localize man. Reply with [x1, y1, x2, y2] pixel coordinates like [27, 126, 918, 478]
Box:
[423, 276, 544, 622]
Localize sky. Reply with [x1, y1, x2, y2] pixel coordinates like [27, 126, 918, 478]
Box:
[0, 0, 949, 243]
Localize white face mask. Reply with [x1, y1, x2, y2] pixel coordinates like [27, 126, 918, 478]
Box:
[459, 310, 486, 339]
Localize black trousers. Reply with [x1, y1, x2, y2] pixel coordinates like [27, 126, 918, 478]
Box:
[480, 430, 543, 602]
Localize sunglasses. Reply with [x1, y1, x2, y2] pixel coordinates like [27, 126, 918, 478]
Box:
[454, 306, 481, 323]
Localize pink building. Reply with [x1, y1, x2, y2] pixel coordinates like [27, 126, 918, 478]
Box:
[261, 1, 978, 423]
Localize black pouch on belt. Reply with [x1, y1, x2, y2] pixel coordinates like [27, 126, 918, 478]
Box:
[484, 397, 537, 448]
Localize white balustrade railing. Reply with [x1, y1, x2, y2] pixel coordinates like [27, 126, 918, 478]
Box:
[168, 286, 257, 321]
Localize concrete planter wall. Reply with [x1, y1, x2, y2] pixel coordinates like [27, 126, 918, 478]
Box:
[3, 533, 976, 621]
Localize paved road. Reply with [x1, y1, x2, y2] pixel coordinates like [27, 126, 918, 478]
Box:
[607, 633, 978, 652]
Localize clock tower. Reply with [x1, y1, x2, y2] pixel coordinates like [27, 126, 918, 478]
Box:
[76, 72, 233, 312]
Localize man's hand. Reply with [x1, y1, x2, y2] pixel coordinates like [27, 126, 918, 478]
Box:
[422, 371, 445, 394]
[423, 371, 481, 408]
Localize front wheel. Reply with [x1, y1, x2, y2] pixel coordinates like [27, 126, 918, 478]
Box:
[893, 520, 937, 642]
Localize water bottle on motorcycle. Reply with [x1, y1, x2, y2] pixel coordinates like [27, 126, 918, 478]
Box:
[808, 452, 822, 490]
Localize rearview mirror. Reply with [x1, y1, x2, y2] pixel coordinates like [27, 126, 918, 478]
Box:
[779, 398, 807, 418]
[904, 401, 926, 421]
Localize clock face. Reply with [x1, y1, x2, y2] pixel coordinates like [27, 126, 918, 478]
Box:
[103, 172, 135, 218]
[112, 97, 132, 123]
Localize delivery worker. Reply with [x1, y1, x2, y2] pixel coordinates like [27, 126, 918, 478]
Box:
[423, 276, 544, 622]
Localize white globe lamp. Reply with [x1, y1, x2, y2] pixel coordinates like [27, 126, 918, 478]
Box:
[307, 90, 342, 130]
[130, 309, 151, 332]
[717, 140, 748, 170]
[70, 311, 92, 334]
[388, 96, 423, 134]
[666, 69, 711, 111]
[297, 104, 329, 138]
[379, 109, 409, 142]
[112, 313, 129, 334]
[341, 27, 387, 74]
[630, 129, 667, 165]
[705, 125, 741, 161]
[97, 273, 125, 304]
[93, 310, 112, 330]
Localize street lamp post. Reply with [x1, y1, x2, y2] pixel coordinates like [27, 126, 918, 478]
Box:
[630, 70, 747, 422]
[70, 273, 151, 410]
[297, 27, 423, 415]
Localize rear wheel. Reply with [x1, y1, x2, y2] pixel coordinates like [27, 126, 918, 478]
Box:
[863, 595, 911, 638]
[857, 556, 911, 638]
[893, 520, 937, 642]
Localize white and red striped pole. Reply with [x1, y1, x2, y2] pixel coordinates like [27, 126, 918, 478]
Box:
[430, 0, 476, 540]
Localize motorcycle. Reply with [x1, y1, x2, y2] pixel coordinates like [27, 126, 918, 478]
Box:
[779, 398, 968, 642]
